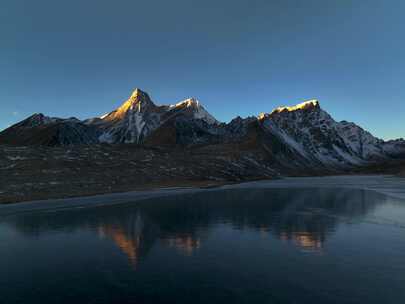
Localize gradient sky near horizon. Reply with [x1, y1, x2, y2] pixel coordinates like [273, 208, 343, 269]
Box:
[1, 0, 404, 139]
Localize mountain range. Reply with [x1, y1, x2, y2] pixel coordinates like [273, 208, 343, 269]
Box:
[1, 88, 404, 172]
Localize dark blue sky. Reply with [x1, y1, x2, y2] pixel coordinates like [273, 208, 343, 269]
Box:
[1, 0, 404, 139]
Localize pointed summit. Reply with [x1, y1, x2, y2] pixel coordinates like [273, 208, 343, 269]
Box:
[127, 88, 155, 107]
[22, 113, 55, 127]
[130, 88, 149, 100]
[101, 88, 156, 122]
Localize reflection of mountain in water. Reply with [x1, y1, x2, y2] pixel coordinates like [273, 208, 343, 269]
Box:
[7, 188, 387, 266]
[97, 211, 157, 268]
[161, 235, 201, 256]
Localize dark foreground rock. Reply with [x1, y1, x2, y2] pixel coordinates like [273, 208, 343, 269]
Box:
[1, 142, 404, 204]
[0, 144, 277, 203]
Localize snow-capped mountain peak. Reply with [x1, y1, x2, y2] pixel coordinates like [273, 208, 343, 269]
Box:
[85, 88, 161, 143]
[255, 98, 397, 166]
[85, 89, 220, 143]
[169, 97, 219, 125]
[102, 88, 156, 122]
[170, 97, 200, 108]
[130, 88, 145, 98]
[271, 99, 320, 114]
[128, 88, 155, 106]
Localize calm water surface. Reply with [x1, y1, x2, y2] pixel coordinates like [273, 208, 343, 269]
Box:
[1, 188, 405, 304]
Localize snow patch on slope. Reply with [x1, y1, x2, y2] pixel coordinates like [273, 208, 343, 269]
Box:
[261, 119, 310, 159]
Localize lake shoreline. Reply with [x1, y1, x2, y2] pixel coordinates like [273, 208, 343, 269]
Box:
[1, 175, 405, 216]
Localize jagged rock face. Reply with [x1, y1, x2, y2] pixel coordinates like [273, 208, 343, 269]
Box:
[165, 98, 219, 125]
[39, 123, 100, 146]
[336, 121, 385, 159]
[0, 114, 99, 146]
[383, 139, 405, 158]
[145, 114, 257, 147]
[89, 89, 164, 143]
[16, 113, 56, 127]
[173, 118, 220, 145]
[259, 100, 392, 167]
[86, 89, 220, 144]
[222, 116, 257, 141]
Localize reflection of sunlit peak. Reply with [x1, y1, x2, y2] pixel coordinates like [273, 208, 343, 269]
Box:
[162, 235, 201, 256]
[279, 231, 323, 252]
[294, 233, 322, 250]
[99, 225, 141, 269]
[259, 225, 270, 237]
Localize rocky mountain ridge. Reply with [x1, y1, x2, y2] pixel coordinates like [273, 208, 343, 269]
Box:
[1, 88, 404, 171]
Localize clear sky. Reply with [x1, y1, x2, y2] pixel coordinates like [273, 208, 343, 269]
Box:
[1, 0, 404, 139]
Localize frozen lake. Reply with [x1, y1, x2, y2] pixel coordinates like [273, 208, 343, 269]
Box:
[1, 186, 405, 303]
